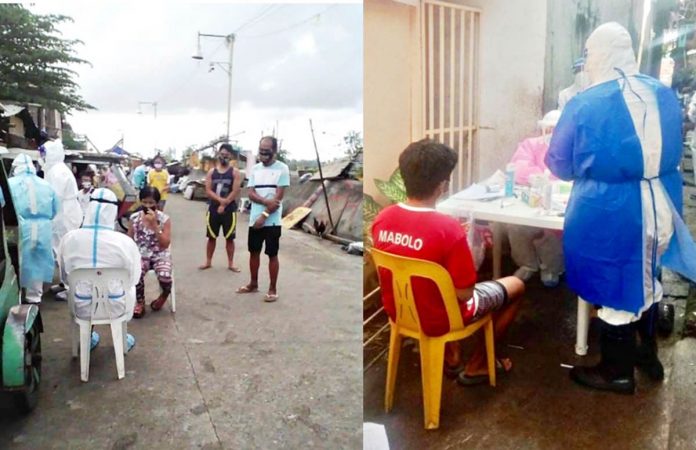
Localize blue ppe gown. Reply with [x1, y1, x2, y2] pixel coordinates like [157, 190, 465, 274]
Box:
[8, 154, 60, 287]
[546, 74, 696, 314]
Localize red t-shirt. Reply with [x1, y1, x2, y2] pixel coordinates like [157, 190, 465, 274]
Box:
[372, 203, 477, 336]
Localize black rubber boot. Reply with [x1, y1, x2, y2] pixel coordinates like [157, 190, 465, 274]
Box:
[570, 321, 636, 395]
[636, 304, 664, 381]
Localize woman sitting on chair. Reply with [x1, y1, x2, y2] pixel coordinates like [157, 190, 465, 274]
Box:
[128, 186, 172, 318]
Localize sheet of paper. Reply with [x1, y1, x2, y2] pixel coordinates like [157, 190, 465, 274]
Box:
[450, 183, 504, 201]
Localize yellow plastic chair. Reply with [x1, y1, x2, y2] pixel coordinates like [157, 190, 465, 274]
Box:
[370, 249, 497, 430]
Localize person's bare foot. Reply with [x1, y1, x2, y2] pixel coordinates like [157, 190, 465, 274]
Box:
[198, 263, 212, 270]
[236, 284, 258, 294]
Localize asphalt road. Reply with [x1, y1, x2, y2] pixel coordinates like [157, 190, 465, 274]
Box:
[0, 194, 363, 449]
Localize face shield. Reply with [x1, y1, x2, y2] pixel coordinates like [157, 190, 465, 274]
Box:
[538, 110, 561, 145]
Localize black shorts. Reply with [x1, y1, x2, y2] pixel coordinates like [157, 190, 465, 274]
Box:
[206, 210, 237, 240]
[471, 280, 509, 320]
[248, 226, 282, 257]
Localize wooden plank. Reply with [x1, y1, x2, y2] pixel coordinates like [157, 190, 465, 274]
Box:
[282, 206, 312, 229]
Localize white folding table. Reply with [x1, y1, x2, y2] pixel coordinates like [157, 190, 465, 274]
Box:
[436, 196, 592, 356]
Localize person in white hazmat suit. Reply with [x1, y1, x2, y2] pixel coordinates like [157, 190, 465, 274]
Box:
[507, 110, 564, 287]
[8, 154, 59, 304]
[43, 140, 83, 297]
[558, 58, 588, 110]
[58, 188, 139, 351]
[546, 23, 696, 394]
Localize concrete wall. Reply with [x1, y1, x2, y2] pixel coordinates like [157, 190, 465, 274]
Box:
[364, 0, 548, 201]
[464, 0, 548, 180]
[543, 0, 644, 112]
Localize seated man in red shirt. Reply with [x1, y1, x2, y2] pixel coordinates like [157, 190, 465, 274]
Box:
[372, 139, 525, 385]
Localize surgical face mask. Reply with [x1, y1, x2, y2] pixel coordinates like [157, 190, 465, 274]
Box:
[154, 163, 163, 169]
[82, 182, 92, 190]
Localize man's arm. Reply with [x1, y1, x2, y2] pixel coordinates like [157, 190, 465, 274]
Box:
[265, 163, 290, 213]
[204, 169, 226, 204]
[222, 168, 242, 205]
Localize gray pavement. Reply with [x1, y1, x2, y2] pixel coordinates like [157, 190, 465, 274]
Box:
[0, 194, 363, 449]
[364, 275, 696, 449]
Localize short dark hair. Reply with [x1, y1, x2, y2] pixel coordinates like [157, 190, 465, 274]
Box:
[398, 139, 458, 199]
[139, 186, 161, 203]
[219, 143, 234, 154]
[80, 170, 95, 179]
[259, 136, 278, 152]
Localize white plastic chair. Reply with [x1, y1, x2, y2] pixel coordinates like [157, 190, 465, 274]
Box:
[67, 268, 134, 382]
[147, 268, 176, 313]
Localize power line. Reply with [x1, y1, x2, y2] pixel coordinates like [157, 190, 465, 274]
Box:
[234, 4, 282, 34]
[240, 5, 336, 39]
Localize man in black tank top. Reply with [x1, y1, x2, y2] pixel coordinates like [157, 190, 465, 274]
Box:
[199, 144, 243, 271]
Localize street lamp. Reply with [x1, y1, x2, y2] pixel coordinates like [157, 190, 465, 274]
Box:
[192, 31, 236, 143]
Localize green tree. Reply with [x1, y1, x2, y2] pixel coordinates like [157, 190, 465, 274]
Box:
[0, 4, 94, 112]
[343, 130, 363, 160]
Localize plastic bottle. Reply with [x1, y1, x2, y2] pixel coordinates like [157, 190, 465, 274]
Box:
[504, 163, 516, 197]
[542, 174, 553, 210]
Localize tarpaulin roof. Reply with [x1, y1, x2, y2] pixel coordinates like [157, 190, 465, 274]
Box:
[0, 103, 25, 117]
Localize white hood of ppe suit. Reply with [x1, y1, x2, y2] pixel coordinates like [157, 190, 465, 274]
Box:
[45, 140, 82, 254]
[82, 187, 117, 230]
[11, 153, 36, 177]
[584, 22, 639, 87]
[43, 139, 65, 171]
[58, 188, 141, 320]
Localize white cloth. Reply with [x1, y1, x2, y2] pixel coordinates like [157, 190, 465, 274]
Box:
[363, 423, 390, 450]
[583, 23, 674, 325]
[507, 224, 564, 278]
[58, 189, 141, 320]
[44, 140, 82, 256]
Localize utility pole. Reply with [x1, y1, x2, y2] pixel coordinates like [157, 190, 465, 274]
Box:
[309, 119, 334, 233]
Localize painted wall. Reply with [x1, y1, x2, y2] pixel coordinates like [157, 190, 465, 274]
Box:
[364, 0, 420, 203]
[364, 0, 548, 202]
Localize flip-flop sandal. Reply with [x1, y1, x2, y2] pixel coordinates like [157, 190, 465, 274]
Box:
[150, 295, 168, 311]
[198, 264, 212, 270]
[90, 331, 100, 351]
[133, 303, 145, 318]
[126, 334, 136, 353]
[228, 267, 241, 273]
[456, 359, 512, 386]
[236, 285, 258, 294]
[264, 293, 279, 303]
[444, 363, 466, 379]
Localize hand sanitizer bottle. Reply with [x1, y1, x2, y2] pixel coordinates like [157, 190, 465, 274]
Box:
[505, 163, 515, 197]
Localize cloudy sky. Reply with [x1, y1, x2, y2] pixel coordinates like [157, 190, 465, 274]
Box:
[29, 1, 363, 161]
